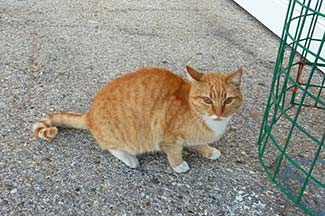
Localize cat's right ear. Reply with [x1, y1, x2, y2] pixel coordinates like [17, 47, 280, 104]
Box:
[185, 66, 203, 82]
[227, 67, 243, 87]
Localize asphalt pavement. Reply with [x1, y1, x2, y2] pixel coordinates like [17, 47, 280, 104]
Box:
[0, 0, 308, 215]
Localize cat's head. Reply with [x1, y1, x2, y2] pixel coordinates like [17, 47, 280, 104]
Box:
[186, 66, 243, 120]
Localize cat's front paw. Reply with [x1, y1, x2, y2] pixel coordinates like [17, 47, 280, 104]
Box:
[172, 161, 190, 173]
[208, 147, 221, 160]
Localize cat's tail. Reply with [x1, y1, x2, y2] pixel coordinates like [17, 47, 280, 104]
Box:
[33, 112, 88, 142]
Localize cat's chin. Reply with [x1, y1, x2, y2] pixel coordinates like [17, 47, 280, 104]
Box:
[208, 115, 232, 121]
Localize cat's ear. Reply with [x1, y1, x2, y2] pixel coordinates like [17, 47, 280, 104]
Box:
[185, 66, 203, 82]
[227, 67, 243, 86]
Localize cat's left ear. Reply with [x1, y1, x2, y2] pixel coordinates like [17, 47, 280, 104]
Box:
[185, 66, 203, 82]
[227, 67, 243, 86]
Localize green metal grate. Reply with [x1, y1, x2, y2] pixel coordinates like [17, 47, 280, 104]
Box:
[258, 0, 325, 215]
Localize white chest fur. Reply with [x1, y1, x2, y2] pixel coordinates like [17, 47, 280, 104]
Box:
[185, 115, 232, 147]
[204, 116, 232, 140]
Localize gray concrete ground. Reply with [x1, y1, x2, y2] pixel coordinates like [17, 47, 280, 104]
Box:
[0, 0, 312, 215]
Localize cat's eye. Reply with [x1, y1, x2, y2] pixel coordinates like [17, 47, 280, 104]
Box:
[224, 97, 233, 104]
[202, 97, 213, 104]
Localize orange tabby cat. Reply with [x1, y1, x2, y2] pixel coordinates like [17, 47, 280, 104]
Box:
[33, 66, 243, 173]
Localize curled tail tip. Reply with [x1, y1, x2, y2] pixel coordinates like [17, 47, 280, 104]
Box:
[33, 112, 87, 141]
[33, 119, 58, 142]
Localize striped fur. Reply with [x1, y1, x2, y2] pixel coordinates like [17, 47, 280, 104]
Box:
[33, 66, 243, 173]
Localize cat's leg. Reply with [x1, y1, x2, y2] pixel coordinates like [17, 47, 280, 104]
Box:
[109, 149, 139, 168]
[94, 137, 139, 168]
[192, 144, 221, 160]
[161, 143, 189, 173]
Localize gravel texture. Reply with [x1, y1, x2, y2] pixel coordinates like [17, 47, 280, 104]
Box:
[0, 0, 320, 215]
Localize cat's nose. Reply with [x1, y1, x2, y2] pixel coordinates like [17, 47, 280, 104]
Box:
[214, 106, 223, 116]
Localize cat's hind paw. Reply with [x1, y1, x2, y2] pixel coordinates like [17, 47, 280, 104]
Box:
[126, 155, 140, 168]
[172, 161, 190, 173]
[208, 147, 221, 160]
[109, 150, 139, 169]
